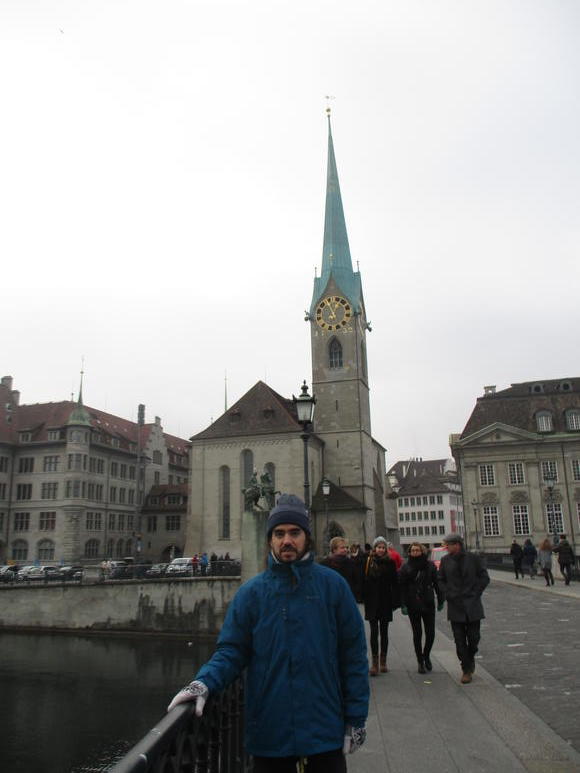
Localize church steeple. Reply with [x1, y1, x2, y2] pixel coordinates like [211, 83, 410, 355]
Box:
[310, 111, 362, 315]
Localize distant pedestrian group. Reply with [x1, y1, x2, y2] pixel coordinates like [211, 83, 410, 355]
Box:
[510, 535, 576, 586]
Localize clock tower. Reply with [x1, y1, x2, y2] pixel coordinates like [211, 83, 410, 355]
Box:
[308, 112, 377, 542]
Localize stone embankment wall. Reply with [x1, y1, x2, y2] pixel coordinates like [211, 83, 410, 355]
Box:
[0, 578, 240, 635]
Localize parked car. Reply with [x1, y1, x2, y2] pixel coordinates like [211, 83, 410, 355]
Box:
[23, 566, 63, 582]
[430, 546, 449, 570]
[145, 563, 168, 578]
[16, 565, 37, 581]
[108, 560, 132, 579]
[0, 565, 19, 583]
[165, 557, 195, 577]
[59, 565, 84, 581]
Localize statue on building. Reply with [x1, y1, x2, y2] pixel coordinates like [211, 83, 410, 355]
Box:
[260, 470, 278, 510]
[243, 471, 262, 511]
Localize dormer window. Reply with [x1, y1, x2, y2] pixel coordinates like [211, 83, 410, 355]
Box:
[536, 411, 553, 433]
[566, 409, 580, 431]
[19, 432, 31, 443]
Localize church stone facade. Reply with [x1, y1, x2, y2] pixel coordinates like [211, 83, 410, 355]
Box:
[185, 115, 396, 558]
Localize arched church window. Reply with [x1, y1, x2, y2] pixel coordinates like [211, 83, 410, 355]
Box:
[265, 462, 276, 490]
[241, 449, 254, 486]
[329, 338, 343, 369]
[219, 465, 231, 539]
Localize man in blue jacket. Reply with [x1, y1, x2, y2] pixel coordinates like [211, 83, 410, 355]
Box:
[168, 494, 369, 772]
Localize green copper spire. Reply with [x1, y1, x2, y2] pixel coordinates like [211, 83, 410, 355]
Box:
[310, 111, 362, 315]
[68, 367, 92, 427]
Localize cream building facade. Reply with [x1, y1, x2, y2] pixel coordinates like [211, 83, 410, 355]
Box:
[450, 379, 580, 555]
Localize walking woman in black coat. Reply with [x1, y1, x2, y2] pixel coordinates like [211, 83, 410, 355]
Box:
[399, 542, 444, 673]
[363, 536, 399, 676]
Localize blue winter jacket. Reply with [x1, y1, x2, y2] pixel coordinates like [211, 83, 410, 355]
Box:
[196, 552, 369, 757]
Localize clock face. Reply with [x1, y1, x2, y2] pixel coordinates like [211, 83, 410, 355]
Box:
[315, 295, 352, 331]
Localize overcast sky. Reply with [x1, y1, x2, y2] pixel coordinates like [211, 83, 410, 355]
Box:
[2, 0, 579, 466]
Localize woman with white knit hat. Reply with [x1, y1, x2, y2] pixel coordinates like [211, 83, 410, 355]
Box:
[362, 536, 399, 675]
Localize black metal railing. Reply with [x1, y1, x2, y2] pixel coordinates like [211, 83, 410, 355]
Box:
[109, 679, 249, 773]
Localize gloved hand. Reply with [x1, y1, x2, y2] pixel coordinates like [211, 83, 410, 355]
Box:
[437, 601, 445, 612]
[401, 605, 408, 616]
[167, 680, 208, 715]
[343, 724, 366, 755]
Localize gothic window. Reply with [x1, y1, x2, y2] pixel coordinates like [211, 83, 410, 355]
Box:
[220, 466, 231, 539]
[329, 338, 343, 369]
[241, 449, 254, 486]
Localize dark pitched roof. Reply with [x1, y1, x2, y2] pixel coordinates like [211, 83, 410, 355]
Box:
[191, 381, 303, 441]
[387, 458, 457, 496]
[460, 378, 580, 438]
[0, 390, 189, 454]
[311, 479, 367, 512]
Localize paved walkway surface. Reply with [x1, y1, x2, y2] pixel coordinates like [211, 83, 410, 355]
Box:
[350, 573, 580, 773]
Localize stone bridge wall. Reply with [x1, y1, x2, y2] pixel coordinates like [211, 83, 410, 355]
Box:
[0, 578, 240, 635]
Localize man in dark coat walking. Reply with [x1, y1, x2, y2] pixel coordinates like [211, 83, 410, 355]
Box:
[438, 533, 490, 684]
[510, 539, 523, 579]
[553, 535, 576, 585]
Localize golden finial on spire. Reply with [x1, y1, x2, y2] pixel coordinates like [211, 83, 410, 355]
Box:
[325, 95, 335, 116]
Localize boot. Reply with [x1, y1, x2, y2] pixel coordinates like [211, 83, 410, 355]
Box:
[369, 655, 379, 676]
[379, 653, 388, 673]
[423, 654, 432, 671]
[417, 657, 426, 674]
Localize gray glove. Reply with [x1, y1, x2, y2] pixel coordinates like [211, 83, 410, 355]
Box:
[167, 680, 208, 716]
[342, 724, 366, 755]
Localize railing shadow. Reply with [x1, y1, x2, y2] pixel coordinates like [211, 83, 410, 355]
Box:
[109, 679, 249, 773]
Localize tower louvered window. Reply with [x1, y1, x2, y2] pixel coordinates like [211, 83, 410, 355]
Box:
[329, 338, 343, 369]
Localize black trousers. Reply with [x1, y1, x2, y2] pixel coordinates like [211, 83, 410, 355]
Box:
[513, 559, 522, 578]
[560, 562, 573, 585]
[408, 608, 435, 660]
[369, 618, 389, 656]
[450, 620, 481, 673]
[253, 748, 346, 773]
[542, 567, 554, 585]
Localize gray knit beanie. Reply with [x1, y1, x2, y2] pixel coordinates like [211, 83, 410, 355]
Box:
[373, 536, 388, 548]
[267, 494, 311, 536]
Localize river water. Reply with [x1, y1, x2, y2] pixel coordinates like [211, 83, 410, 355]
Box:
[0, 630, 215, 773]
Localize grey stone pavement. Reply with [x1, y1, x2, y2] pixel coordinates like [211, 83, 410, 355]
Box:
[350, 571, 580, 773]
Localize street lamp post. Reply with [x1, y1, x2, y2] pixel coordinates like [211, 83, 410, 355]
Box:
[293, 381, 316, 509]
[544, 471, 559, 546]
[471, 500, 481, 552]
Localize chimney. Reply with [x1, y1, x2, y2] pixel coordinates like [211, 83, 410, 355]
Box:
[483, 385, 496, 396]
[1, 376, 13, 390]
[11, 390, 20, 406]
[155, 416, 161, 426]
[138, 404, 145, 425]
